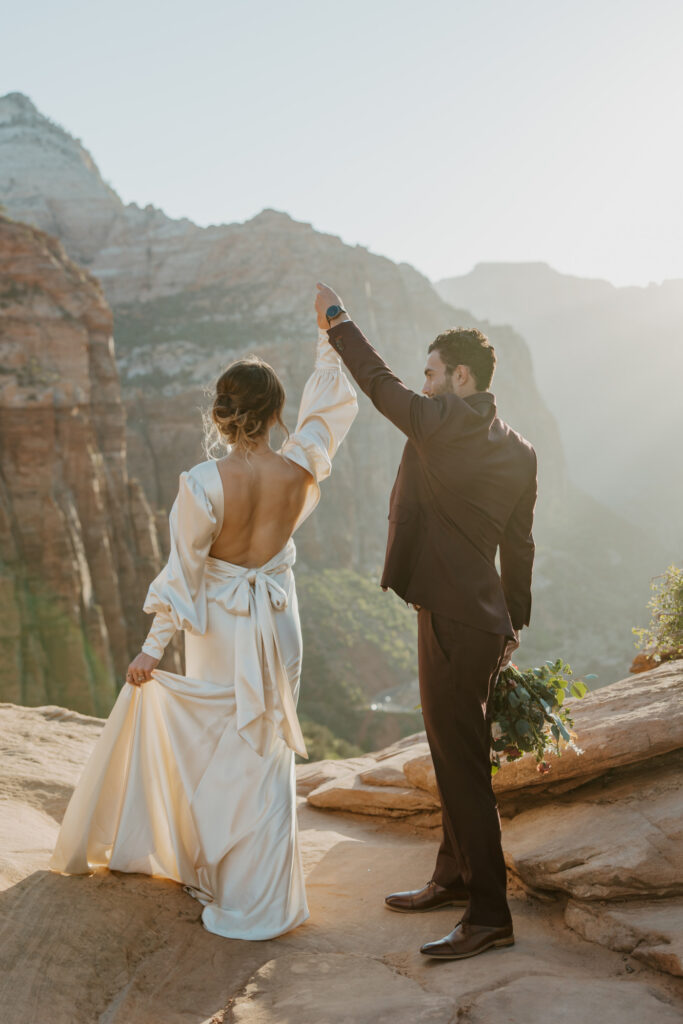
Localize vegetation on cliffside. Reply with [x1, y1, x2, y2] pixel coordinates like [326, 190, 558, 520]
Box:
[296, 569, 422, 754]
[633, 564, 683, 661]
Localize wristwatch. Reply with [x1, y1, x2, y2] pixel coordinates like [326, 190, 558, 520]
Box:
[326, 304, 346, 324]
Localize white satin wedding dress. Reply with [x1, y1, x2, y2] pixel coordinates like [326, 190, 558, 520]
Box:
[50, 330, 358, 940]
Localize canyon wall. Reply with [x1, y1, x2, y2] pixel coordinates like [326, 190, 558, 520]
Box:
[0, 92, 664, 687]
[0, 215, 171, 714]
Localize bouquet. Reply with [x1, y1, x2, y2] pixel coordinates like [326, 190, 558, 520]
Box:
[489, 659, 592, 776]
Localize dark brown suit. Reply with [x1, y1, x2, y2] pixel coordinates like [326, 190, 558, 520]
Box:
[327, 320, 537, 926]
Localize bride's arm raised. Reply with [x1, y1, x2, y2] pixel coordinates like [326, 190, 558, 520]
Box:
[280, 328, 358, 529]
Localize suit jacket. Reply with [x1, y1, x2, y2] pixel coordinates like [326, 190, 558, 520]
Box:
[327, 321, 537, 639]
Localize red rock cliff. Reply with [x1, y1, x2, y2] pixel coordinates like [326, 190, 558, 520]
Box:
[0, 216, 168, 714]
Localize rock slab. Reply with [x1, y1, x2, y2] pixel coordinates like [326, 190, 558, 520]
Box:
[402, 662, 683, 800]
[307, 775, 439, 817]
[565, 899, 683, 978]
[230, 952, 454, 1023]
[2, 703, 683, 1022]
[502, 763, 683, 902]
[457, 975, 681, 1024]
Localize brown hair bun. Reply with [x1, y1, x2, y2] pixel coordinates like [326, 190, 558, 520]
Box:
[209, 356, 287, 453]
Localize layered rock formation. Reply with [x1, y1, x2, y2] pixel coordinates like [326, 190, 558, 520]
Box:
[0, 92, 663, 684]
[302, 660, 683, 977]
[1, 691, 682, 1021]
[0, 216, 169, 714]
[0, 92, 198, 271]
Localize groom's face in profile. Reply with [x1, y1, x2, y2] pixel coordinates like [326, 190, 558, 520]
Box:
[422, 350, 454, 398]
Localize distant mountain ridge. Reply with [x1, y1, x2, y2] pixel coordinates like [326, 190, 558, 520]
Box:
[0, 91, 664, 684]
[0, 91, 198, 269]
[436, 263, 683, 552]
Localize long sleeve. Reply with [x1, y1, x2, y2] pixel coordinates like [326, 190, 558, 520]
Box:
[280, 329, 358, 529]
[499, 455, 537, 631]
[141, 469, 219, 658]
[326, 320, 469, 443]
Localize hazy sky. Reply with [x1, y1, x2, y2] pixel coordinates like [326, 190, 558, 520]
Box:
[3, 0, 682, 285]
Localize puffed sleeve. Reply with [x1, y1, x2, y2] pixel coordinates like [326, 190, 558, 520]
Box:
[280, 328, 358, 529]
[140, 469, 219, 659]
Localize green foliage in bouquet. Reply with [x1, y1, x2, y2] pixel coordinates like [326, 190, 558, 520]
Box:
[632, 564, 683, 661]
[489, 659, 592, 776]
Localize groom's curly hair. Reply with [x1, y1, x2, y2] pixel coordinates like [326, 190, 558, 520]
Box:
[428, 328, 496, 391]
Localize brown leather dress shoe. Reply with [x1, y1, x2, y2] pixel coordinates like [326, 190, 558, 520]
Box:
[385, 880, 469, 913]
[420, 920, 514, 959]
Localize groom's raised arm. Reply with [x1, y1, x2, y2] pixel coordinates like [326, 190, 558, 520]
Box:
[326, 319, 447, 443]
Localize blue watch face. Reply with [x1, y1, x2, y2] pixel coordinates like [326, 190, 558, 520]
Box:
[326, 304, 341, 319]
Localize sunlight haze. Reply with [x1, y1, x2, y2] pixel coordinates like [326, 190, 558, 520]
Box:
[2, 0, 681, 285]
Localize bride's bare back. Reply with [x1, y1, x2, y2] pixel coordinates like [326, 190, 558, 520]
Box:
[209, 450, 313, 568]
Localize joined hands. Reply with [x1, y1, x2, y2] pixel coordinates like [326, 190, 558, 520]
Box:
[315, 282, 349, 330]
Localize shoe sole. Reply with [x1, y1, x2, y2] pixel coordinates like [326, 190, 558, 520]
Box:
[385, 900, 469, 913]
[420, 935, 515, 959]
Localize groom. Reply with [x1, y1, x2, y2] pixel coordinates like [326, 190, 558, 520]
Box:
[315, 283, 537, 961]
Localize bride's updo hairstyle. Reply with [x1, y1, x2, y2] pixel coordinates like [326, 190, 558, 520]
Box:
[207, 356, 287, 454]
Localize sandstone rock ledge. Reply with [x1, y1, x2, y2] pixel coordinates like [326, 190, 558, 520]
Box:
[0, 668, 682, 1022]
[302, 662, 683, 978]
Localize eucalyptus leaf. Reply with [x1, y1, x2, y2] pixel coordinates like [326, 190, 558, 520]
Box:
[552, 715, 570, 741]
[492, 659, 583, 765]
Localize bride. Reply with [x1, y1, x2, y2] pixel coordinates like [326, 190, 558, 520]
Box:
[50, 309, 358, 940]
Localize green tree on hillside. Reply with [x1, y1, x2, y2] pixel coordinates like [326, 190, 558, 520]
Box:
[633, 564, 683, 661]
[296, 568, 421, 752]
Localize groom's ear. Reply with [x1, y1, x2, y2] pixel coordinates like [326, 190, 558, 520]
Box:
[450, 363, 476, 395]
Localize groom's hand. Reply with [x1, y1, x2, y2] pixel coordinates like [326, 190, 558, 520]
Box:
[315, 282, 349, 331]
[500, 630, 520, 669]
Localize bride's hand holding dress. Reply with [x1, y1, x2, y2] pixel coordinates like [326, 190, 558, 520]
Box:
[125, 651, 159, 686]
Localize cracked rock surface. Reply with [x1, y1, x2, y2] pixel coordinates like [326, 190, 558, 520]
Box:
[303, 661, 683, 815]
[565, 898, 683, 977]
[502, 758, 682, 900]
[1, 702, 683, 1022]
[300, 663, 683, 985]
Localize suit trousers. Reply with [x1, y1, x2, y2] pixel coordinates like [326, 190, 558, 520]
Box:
[417, 609, 511, 927]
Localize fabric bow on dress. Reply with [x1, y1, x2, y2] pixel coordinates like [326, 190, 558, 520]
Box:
[205, 541, 307, 760]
